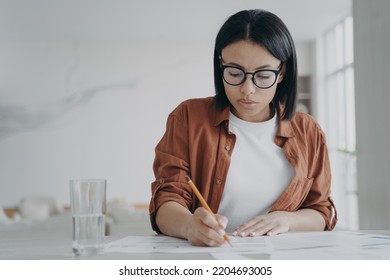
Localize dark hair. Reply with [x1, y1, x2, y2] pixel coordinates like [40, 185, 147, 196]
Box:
[213, 9, 297, 120]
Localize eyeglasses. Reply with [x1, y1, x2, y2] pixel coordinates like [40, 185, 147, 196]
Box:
[221, 63, 283, 89]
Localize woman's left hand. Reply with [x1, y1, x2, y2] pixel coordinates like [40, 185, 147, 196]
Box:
[232, 211, 292, 237]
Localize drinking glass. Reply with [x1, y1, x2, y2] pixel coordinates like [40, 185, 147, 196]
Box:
[69, 179, 106, 255]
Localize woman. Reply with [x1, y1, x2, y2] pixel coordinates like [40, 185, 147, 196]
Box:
[149, 9, 337, 247]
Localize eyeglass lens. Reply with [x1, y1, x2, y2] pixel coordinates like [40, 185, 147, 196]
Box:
[223, 67, 278, 88]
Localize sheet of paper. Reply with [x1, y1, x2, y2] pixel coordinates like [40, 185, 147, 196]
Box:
[268, 231, 390, 250]
[258, 231, 390, 260]
[104, 231, 390, 259]
[104, 234, 272, 254]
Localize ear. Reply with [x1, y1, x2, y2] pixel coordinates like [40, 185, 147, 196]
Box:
[277, 63, 286, 83]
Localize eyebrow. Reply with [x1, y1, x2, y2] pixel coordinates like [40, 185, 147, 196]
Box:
[221, 58, 278, 70]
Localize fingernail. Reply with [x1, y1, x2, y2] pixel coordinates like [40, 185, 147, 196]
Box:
[218, 229, 225, 236]
[250, 232, 256, 237]
[232, 231, 237, 236]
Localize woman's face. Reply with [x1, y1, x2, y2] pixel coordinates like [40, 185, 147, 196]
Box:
[221, 40, 284, 122]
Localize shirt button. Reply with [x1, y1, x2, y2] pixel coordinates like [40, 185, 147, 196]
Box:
[225, 145, 231, 151]
[216, 179, 222, 185]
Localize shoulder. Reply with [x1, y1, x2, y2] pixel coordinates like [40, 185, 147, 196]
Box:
[169, 96, 217, 121]
[289, 111, 326, 140]
[171, 96, 216, 113]
[291, 111, 319, 126]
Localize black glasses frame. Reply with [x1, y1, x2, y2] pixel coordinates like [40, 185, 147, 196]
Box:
[221, 63, 283, 89]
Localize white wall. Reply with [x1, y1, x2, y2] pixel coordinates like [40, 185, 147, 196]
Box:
[353, 0, 390, 229]
[0, 41, 213, 207]
[0, 40, 315, 208]
[2, 0, 343, 209]
[295, 41, 314, 77]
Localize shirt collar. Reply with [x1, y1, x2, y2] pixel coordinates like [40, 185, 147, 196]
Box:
[276, 119, 295, 138]
[213, 104, 230, 127]
[213, 102, 295, 138]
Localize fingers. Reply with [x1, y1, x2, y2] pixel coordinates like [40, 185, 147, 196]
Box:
[232, 212, 289, 237]
[232, 217, 272, 237]
[196, 208, 227, 241]
[216, 214, 228, 229]
[188, 208, 228, 247]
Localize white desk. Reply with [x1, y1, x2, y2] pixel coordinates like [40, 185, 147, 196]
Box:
[1, 212, 389, 260]
[0, 212, 212, 260]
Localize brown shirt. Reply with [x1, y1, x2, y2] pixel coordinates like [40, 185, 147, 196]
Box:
[149, 97, 337, 233]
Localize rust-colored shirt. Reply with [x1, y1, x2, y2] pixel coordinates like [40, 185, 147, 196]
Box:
[149, 97, 337, 233]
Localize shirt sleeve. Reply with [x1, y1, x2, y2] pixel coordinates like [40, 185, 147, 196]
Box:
[149, 104, 194, 233]
[271, 114, 337, 230]
[302, 123, 338, 230]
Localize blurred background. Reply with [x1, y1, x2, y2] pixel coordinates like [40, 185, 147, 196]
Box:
[0, 0, 389, 230]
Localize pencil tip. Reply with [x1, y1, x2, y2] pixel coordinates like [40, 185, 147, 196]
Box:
[224, 235, 233, 247]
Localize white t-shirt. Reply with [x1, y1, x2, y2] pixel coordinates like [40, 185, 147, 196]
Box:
[218, 112, 295, 232]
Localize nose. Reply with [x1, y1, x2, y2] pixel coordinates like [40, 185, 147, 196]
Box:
[240, 74, 256, 96]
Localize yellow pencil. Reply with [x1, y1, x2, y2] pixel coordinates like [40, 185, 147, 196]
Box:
[185, 175, 233, 247]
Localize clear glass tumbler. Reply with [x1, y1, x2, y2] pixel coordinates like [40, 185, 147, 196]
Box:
[69, 179, 106, 255]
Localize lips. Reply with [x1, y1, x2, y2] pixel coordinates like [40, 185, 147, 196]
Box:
[238, 99, 257, 105]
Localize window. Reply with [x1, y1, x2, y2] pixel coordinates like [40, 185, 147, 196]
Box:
[318, 16, 358, 230]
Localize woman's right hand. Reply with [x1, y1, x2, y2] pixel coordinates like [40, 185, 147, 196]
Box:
[186, 207, 228, 247]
